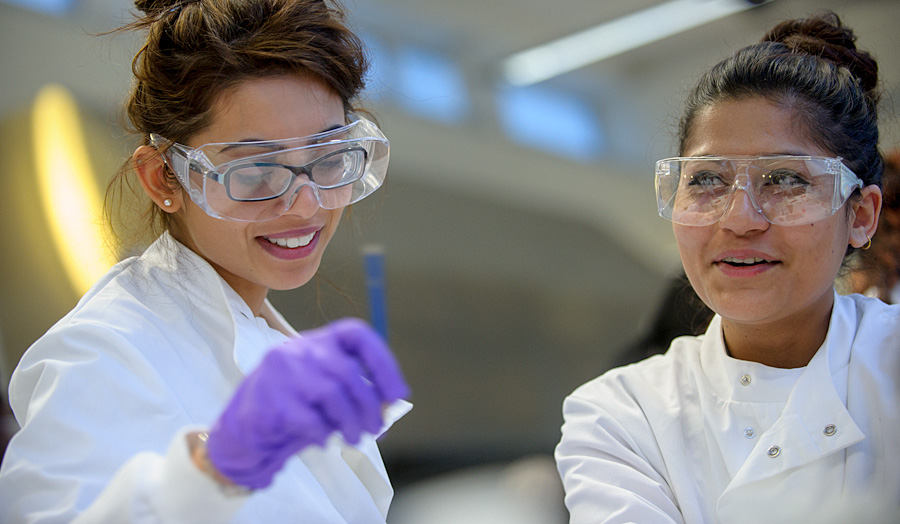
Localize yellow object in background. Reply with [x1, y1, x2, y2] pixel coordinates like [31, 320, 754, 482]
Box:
[32, 84, 116, 295]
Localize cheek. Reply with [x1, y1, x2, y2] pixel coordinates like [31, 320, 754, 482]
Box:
[804, 220, 850, 265]
[190, 214, 248, 258]
[673, 225, 706, 267]
[673, 225, 712, 297]
[323, 208, 344, 238]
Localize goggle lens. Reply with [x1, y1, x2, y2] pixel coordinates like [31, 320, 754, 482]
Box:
[656, 156, 861, 226]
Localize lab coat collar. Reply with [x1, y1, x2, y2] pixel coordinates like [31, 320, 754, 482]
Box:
[713, 291, 865, 489]
[145, 233, 295, 378]
[141, 233, 246, 384]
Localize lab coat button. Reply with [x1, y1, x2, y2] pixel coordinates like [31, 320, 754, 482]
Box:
[744, 427, 756, 439]
[767, 445, 781, 458]
[740, 374, 751, 386]
[823, 424, 837, 436]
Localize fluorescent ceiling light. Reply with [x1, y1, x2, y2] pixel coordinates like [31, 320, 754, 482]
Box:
[1, 0, 74, 16]
[502, 0, 771, 87]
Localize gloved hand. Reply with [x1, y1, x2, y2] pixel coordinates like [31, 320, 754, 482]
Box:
[205, 317, 409, 489]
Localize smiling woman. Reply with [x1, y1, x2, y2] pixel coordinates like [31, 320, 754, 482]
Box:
[672, 97, 872, 367]
[556, 11, 900, 524]
[138, 76, 356, 309]
[0, 1, 410, 522]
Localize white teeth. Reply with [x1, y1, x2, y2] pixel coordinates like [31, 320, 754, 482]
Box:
[265, 233, 314, 248]
[723, 257, 766, 264]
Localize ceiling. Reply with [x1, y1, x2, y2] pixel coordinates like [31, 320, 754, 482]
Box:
[2, 0, 898, 270]
[2, 0, 900, 492]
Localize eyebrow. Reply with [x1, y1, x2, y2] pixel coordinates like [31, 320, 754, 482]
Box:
[216, 124, 347, 155]
[690, 151, 816, 158]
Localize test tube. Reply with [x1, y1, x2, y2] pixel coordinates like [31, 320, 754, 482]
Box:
[362, 245, 388, 341]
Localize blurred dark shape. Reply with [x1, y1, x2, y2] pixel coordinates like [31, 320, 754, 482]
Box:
[848, 150, 900, 303]
[613, 271, 713, 367]
[1, 388, 12, 463]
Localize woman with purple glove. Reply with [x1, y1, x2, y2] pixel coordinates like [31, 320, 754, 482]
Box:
[0, 0, 410, 522]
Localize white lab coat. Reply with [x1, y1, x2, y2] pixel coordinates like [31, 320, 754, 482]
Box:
[0, 232, 410, 523]
[556, 292, 900, 524]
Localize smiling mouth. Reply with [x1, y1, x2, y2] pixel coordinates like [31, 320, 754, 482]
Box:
[263, 233, 315, 249]
[720, 256, 772, 267]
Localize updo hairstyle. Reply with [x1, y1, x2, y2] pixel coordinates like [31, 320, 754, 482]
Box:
[677, 11, 882, 189]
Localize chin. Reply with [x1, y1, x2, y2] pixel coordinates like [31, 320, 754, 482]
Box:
[705, 295, 769, 323]
[270, 270, 318, 291]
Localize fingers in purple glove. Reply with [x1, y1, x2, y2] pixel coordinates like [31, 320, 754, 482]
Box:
[263, 346, 346, 446]
[326, 318, 410, 402]
[207, 351, 336, 488]
[293, 339, 382, 441]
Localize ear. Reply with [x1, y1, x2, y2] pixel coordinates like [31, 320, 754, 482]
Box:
[848, 184, 882, 249]
[133, 145, 183, 213]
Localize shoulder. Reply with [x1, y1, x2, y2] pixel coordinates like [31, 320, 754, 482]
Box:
[556, 336, 707, 518]
[11, 240, 230, 408]
[561, 334, 706, 448]
[34, 256, 182, 359]
[11, 267, 184, 405]
[41, 234, 232, 351]
[568, 334, 704, 405]
[837, 291, 899, 319]
[835, 293, 900, 377]
[836, 293, 900, 349]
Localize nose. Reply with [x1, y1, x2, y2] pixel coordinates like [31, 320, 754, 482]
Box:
[283, 182, 321, 219]
[717, 187, 769, 234]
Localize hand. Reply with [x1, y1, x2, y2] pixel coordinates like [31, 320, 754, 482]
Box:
[205, 318, 409, 489]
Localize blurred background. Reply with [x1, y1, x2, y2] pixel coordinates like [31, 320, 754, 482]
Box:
[1, 0, 898, 521]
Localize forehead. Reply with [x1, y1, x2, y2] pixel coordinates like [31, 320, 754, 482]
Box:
[682, 97, 833, 159]
[190, 75, 345, 147]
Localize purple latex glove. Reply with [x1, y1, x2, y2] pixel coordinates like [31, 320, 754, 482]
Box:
[206, 317, 409, 489]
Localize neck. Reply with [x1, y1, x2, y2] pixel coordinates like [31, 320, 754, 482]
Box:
[720, 293, 834, 369]
[230, 282, 268, 317]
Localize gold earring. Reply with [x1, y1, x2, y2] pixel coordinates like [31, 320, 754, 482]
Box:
[861, 235, 872, 250]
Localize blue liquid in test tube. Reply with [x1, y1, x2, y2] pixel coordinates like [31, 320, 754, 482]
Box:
[362, 245, 388, 341]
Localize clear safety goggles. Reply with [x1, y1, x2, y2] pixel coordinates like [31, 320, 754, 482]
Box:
[149, 115, 389, 222]
[655, 155, 863, 226]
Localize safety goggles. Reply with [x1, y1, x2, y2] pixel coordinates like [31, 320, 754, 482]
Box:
[149, 115, 389, 222]
[655, 155, 863, 226]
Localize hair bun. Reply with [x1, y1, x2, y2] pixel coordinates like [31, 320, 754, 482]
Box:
[762, 11, 878, 93]
[134, 0, 183, 17]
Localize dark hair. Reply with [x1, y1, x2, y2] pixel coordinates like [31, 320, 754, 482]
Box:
[614, 271, 713, 367]
[105, 0, 369, 249]
[850, 151, 900, 301]
[677, 11, 882, 189]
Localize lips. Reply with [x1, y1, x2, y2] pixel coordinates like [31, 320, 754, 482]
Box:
[719, 256, 771, 266]
[257, 227, 322, 260]
[713, 250, 780, 277]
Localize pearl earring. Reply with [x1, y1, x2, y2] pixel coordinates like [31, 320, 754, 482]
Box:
[163, 199, 173, 207]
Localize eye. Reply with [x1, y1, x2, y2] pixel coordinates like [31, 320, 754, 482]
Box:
[315, 155, 343, 172]
[766, 169, 810, 188]
[308, 149, 365, 188]
[231, 171, 271, 189]
[223, 163, 293, 200]
[687, 170, 727, 188]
